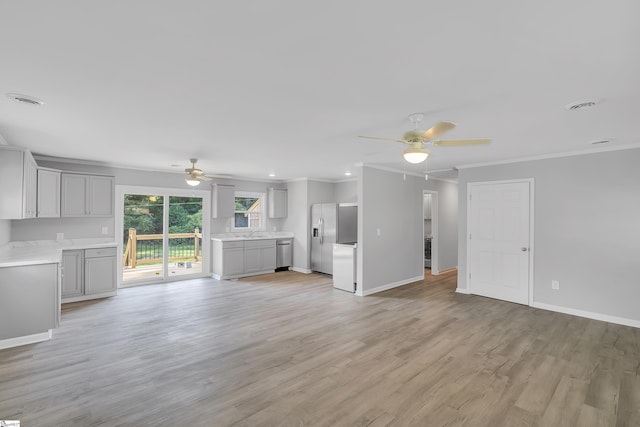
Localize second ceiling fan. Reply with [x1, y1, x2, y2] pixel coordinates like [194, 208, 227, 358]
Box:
[359, 113, 491, 164]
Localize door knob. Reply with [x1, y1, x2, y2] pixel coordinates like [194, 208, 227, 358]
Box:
[521, 247, 528, 252]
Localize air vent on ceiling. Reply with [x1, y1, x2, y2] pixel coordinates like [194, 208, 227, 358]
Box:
[565, 100, 598, 111]
[6, 93, 44, 106]
[591, 139, 611, 145]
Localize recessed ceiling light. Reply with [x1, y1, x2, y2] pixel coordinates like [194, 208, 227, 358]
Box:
[565, 100, 598, 111]
[170, 164, 181, 167]
[268, 173, 276, 177]
[6, 93, 44, 106]
[344, 172, 352, 176]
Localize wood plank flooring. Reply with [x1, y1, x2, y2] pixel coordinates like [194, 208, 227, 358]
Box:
[1, 270, 639, 426]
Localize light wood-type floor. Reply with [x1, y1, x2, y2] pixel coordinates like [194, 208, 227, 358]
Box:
[1, 270, 639, 426]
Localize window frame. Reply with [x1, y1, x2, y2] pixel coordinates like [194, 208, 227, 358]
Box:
[232, 191, 265, 231]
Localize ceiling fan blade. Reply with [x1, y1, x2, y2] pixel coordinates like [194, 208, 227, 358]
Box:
[422, 121, 456, 140]
[433, 138, 491, 147]
[203, 174, 232, 180]
[358, 135, 408, 144]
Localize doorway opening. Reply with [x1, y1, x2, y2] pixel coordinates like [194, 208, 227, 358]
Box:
[116, 186, 211, 287]
[423, 190, 439, 274]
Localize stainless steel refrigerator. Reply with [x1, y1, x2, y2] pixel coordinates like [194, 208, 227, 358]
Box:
[311, 203, 357, 275]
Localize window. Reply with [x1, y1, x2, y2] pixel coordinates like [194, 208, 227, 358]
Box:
[234, 192, 264, 230]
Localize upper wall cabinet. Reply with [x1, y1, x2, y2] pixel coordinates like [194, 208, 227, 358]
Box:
[268, 188, 287, 218]
[0, 146, 38, 219]
[61, 173, 115, 217]
[212, 184, 235, 219]
[37, 168, 61, 218]
[423, 195, 432, 220]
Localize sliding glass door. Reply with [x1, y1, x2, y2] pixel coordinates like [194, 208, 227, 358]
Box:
[117, 186, 210, 286]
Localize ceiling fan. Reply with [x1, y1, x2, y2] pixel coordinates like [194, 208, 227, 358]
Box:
[184, 158, 231, 186]
[359, 113, 491, 164]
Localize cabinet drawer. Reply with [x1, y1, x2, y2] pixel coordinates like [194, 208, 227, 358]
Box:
[244, 239, 276, 248]
[222, 240, 244, 249]
[85, 247, 117, 258]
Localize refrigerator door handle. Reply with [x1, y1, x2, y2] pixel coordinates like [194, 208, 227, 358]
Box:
[319, 218, 324, 244]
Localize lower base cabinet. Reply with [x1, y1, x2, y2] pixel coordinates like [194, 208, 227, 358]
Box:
[62, 247, 117, 302]
[0, 263, 59, 342]
[213, 239, 276, 279]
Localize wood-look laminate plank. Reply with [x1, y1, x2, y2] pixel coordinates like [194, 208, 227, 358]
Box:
[1, 269, 639, 426]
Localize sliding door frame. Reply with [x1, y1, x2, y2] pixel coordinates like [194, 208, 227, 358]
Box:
[115, 185, 211, 288]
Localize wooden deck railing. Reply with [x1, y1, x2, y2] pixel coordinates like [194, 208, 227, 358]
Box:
[122, 228, 201, 268]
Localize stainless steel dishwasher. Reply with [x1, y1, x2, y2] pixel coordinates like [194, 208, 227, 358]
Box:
[276, 239, 292, 270]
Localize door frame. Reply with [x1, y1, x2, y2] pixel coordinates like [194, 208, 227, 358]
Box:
[466, 178, 535, 306]
[115, 185, 211, 288]
[423, 190, 439, 275]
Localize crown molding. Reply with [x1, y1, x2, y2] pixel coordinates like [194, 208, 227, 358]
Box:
[456, 142, 640, 170]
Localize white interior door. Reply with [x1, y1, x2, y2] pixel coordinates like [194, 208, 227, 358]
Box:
[468, 180, 532, 305]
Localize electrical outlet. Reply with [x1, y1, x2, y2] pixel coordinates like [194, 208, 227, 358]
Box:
[101, 226, 109, 235]
[56, 232, 64, 241]
[552, 280, 560, 290]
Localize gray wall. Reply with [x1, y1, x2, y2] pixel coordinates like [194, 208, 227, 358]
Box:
[0, 219, 10, 245]
[283, 180, 309, 272]
[457, 148, 640, 322]
[334, 180, 357, 203]
[357, 166, 458, 294]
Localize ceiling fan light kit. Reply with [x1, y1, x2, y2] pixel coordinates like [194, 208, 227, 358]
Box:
[186, 177, 201, 186]
[403, 145, 430, 164]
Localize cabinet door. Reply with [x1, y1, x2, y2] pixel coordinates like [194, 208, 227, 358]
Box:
[244, 247, 262, 273]
[223, 248, 245, 276]
[23, 154, 38, 218]
[261, 246, 277, 271]
[61, 174, 89, 217]
[212, 185, 235, 218]
[268, 188, 287, 218]
[89, 175, 114, 216]
[37, 169, 61, 218]
[85, 256, 116, 295]
[61, 251, 84, 297]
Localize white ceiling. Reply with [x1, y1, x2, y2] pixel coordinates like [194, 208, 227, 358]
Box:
[1, 1, 639, 182]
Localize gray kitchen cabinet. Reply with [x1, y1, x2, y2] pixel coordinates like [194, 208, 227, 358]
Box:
[423, 194, 432, 220]
[223, 247, 245, 277]
[37, 168, 61, 218]
[61, 173, 114, 217]
[61, 247, 117, 302]
[268, 188, 288, 218]
[0, 146, 38, 219]
[0, 263, 59, 342]
[212, 238, 276, 279]
[85, 250, 117, 295]
[212, 184, 235, 218]
[244, 239, 276, 273]
[61, 250, 83, 297]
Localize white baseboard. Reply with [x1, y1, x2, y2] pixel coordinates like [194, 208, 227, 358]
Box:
[455, 287, 470, 294]
[291, 267, 312, 274]
[435, 266, 458, 276]
[359, 275, 424, 296]
[532, 302, 640, 329]
[0, 330, 52, 350]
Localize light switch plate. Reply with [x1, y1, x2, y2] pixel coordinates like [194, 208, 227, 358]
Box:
[101, 226, 109, 235]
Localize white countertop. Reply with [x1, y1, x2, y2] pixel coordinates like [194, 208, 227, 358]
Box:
[211, 232, 294, 242]
[0, 238, 117, 268]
